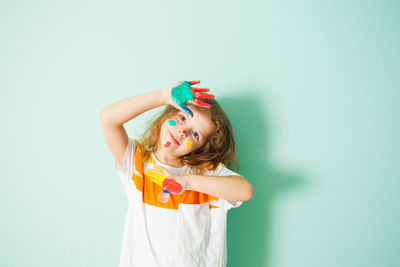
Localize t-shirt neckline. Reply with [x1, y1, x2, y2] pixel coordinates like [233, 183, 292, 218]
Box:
[151, 153, 188, 172]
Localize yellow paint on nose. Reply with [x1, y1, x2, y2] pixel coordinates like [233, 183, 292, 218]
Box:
[186, 141, 192, 149]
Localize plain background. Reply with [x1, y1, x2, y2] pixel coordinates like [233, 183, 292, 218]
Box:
[1, 0, 399, 266]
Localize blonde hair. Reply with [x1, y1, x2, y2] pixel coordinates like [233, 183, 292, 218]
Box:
[139, 99, 238, 173]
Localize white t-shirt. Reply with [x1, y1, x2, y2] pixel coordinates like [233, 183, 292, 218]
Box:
[113, 137, 243, 267]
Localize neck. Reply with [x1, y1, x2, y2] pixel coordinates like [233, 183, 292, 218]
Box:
[153, 148, 184, 168]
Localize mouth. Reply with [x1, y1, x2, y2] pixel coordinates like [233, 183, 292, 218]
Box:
[169, 131, 180, 145]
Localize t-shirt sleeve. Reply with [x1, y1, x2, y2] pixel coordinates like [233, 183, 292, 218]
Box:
[210, 163, 244, 211]
[113, 137, 136, 191]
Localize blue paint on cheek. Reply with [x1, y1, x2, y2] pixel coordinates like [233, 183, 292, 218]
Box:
[168, 120, 176, 126]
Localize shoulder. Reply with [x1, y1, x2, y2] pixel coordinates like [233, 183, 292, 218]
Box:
[205, 162, 241, 177]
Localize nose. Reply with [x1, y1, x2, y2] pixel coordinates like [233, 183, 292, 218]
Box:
[178, 128, 186, 137]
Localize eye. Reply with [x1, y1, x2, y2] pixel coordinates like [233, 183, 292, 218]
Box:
[192, 130, 199, 139]
[178, 114, 186, 122]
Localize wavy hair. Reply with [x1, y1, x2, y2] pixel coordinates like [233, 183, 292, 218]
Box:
[139, 98, 238, 173]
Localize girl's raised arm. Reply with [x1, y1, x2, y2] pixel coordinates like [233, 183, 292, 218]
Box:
[100, 80, 213, 124]
[100, 84, 171, 126]
[100, 81, 213, 164]
[100, 83, 173, 165]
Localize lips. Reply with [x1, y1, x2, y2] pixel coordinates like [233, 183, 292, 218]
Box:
[169, 131, 180, 145]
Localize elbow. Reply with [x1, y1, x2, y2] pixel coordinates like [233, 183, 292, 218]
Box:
[100, 109, 108, 122]
[243, 183, 254, 202]
[100, 109, 112, 124]
[237, 179, 254, 202]
[100, 109, 106, 122]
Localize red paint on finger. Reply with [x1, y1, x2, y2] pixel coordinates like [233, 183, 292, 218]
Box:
[163, 178, 183, 194]
[193, 92, 214, 99]
[191, 87, 209, 92]
[189, 80, 201, 85]
[192, 99, 211, 108]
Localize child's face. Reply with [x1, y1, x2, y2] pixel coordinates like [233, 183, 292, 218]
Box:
[158, 105, 214, 158]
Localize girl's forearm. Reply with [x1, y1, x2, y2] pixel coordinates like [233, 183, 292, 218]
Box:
[100, 88, 168, 125]
[185, 174, 254, 202]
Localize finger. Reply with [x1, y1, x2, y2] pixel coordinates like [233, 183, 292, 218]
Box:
[145, 170, 161, 180]
[163, 178, 184, 194]
[145, 171, 164, 186]
[178, 103, 193, 117]
[154, 166, 166, 176]
[192, 99, 211, 108]
[193, 92, 214, 99]
[145, 170, 158, 177]
[158, 191, 170, 203]
[189, 80, 201, 85]
[191, 87, 209, 92]
[146, 169, 161, 177]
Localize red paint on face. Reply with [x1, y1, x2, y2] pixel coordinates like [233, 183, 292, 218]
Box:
[169, 132, 180, 145]
[182, 130, 186, 134]
[164, 141, 171, 148]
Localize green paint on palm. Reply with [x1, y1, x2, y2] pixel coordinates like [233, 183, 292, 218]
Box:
[171, 81, 194, 106]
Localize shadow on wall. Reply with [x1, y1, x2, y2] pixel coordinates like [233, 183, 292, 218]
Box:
[219, 91, 308, 267]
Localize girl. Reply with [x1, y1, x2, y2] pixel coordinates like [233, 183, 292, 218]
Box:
[100, 80, 254, 267]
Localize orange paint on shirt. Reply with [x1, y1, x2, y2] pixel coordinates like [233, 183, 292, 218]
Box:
[132, 140, 219, 210]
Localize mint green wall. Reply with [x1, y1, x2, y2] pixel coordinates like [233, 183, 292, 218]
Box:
[1, 1, 399, 267]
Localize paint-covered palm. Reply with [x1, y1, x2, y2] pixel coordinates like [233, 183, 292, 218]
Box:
[145, 165, 188, 203]
[171, 81, 193, 105]
[163, 176, 187, 195]
[157, 176, 186, 203]
[169, 80, 214, 116]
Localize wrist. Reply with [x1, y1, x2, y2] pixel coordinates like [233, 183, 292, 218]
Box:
[158, 86, 171, 106]
[182, 174, 192, 191]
